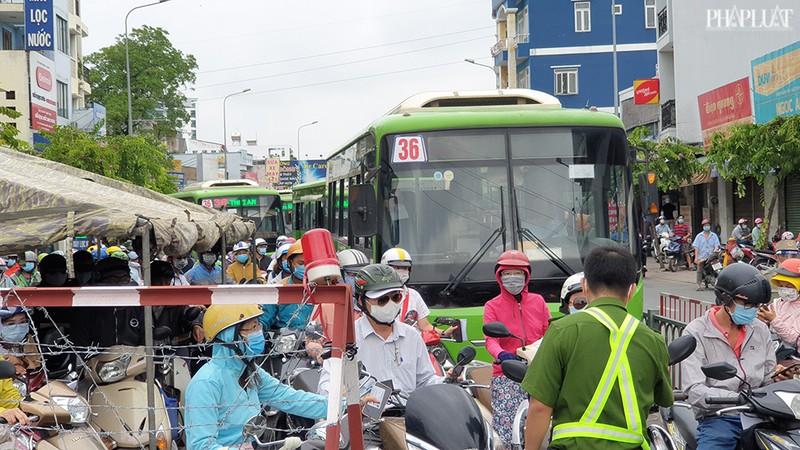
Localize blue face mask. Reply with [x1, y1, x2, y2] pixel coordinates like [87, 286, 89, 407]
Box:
[6, 259, 16, 267]
[242, 330, 265, 358]
[21, 263, 34, 273]
[293, 265, 305, 280]
[731, 304, 757, 325]
[677, 219, 684, 224]
[703, 226, 711, 232]
[257, 248, 267, 256]
[282, 260, 290, 273]
[235, 254, 249, 264]
[2, 323, 28, 343]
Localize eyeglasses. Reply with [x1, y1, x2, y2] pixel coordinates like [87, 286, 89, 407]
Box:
[570, 297, 588, 310]
[240, 323, 263, 335]
[102, 275, 131, 285]
[366, 292, 404, 306]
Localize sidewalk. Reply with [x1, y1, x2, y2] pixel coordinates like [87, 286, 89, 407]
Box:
[642, 260, 716, 312]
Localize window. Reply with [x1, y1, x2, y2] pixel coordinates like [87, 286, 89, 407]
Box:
[554, 68, 578, 95]
[56, 16, 68, 54]
[74, 0, 80, 16]
[516, 7, 529, 43]
[644, 0, 656, 28]
[5, 91, 15, 100]
[574, 2, 591, 32]
[2, 29, 11, 50]
[517, 66, 530, 89]
[57, 81, 68, 118]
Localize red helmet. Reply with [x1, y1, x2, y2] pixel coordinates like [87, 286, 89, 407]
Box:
[496, 250, 530, 269]
[738, 218, 748, 224]
[755, 218, 763, 225]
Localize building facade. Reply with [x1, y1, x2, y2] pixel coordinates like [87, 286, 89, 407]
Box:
[491, 0, 658, 109]
[0, 0, 91, 145]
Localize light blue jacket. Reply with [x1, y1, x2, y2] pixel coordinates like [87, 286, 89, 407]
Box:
[184, 327, 328, 449]
[260, 277, 314, 330]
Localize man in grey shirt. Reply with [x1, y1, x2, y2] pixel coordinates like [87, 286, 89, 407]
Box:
[318, 264, 443, 397]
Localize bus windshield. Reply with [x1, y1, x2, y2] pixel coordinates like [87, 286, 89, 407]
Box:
[200, 195, 283, 233]
[383, 126, 632, 288]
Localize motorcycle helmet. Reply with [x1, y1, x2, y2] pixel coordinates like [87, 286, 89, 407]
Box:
[0, 307, 26, 320]
[738, 218, 748, 225]
[287, 241, 303, 261]
[714, 263, 771, 306]
[776, 240, 799, 255]
[771, 259, 800, 291]
[495, 250, 531, 274]
[755, 218, 764, 225]
[560, 272, 585, 305]
[232, 241, 250, 252]
[353, 264, 404, 299]
[381, 248, 413, 268]
[276, 243, 292, 258]
[338, 249, 370, 271]
[783, 231, 796, 241]
[203, 304, 263, 343]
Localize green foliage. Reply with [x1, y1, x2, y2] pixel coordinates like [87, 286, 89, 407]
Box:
[86, 25, 197, 138]
[628, 127, 701, 191]
[0, 106, 31, 153]
[38, 126, 177, 194]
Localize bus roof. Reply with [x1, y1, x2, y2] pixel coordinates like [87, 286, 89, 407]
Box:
[292, 180, 326, 191]
[388, 89, 561, 113]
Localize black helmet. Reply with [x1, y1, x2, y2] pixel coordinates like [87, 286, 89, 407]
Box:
[353, 264, 403, 298]
[715, 263, 771, 305]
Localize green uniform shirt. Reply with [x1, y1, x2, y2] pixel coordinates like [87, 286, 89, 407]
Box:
[521, 297, 673, 450]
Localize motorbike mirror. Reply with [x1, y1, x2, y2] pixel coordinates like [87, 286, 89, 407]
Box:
[0, 361, 15, 379]
[185, 307, 202, 322]
[153, 326, 173, 341]
[701, 362, 738, 381]
[667, 335, 697, 365]
[242, 414, 268, 440]
[482, 322, 513, 338]
[501, 360, 528, 383]
[456, 346, 477, 366]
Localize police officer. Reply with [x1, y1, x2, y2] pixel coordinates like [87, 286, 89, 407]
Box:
[521, 246, 673, 449]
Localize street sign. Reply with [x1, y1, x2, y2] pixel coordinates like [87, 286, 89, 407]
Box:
[25, 0, 54, 51]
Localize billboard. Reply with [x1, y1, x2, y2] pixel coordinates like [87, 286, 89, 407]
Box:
[264, 158, 280, 188]
[29, 51, 57, 132]
[697, 77, 753, 148]
[25, 0, 54, 51]
[276, 160, 327, 190]
[93, 103, 107, 136]
[633, 79, 660, 105]
[751, 40, 800, 123]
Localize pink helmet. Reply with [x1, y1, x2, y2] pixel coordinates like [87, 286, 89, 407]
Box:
[755, 218, 763, 225]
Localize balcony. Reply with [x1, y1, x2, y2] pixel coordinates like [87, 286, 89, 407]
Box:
[490, 39, 507, 57]
[515, 34, 529, 44]
[0, 0, 23, 26]
[661, 99, 676, 130]
[658, 8, 668, 37]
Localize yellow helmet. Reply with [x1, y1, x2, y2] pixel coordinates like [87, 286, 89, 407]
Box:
[287, 241, 303, 260]
[203, 304, 262, 342]
[106, 246, 122, 254]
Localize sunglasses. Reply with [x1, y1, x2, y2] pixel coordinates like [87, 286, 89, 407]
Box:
[366, 292, 404, 306]
[570, 297, 588, 310]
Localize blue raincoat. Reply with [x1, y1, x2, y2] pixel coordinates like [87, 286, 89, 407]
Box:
[185, 327, 328, 449]
[260, 277, 314, 330]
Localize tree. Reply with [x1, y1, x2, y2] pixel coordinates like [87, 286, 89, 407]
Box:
[86, 26, 197, 138]
[628, 126, 701, 191]
[0, 106, 31, 153]
[38, 126, 177, 194]
[707, 115, 800, 247]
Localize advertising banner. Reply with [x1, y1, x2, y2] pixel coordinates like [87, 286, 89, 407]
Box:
[751, 40, 800, 123]
[93, 103, 107, 136]
[25, 0, 54, 51]
[29, 51, 57, 132]
[697, 77, 753, 148]
[633, 79, 660, 105]
[264, 158, 280, 188]
[275, 160, 327, 190]
[167, 171, 185, 191]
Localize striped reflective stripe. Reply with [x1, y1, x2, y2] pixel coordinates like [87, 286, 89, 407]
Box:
[552, 423, 644, 444]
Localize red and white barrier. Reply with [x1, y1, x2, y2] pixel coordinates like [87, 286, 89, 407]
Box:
[659, 293, 713, 323]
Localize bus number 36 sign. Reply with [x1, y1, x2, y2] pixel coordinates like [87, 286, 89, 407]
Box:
[392, 136, 427, 163]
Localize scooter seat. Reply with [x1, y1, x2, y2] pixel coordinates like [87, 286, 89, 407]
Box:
[671, 404, 698, 450]
[290, 368, 321, 393]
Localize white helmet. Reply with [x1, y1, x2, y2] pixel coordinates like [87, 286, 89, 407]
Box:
[232, 241, 250, 252]
[381, 248, 412, 268]
[560, 272, 584, 304]
[338, 249, 369, 270]
[254, 238, 267, 247]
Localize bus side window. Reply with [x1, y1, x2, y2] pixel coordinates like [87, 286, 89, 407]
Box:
[338, 179, 346, 238]
[328, 181, 338, 234]
[295, 202, 302, 231]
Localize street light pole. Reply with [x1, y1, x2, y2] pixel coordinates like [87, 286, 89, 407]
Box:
[296, 120, 318, 161]
[612, 0, 620, 116]
[222, 88, 251, 179]
[125, 0, 169, 136]
[464, 58, 498, 87]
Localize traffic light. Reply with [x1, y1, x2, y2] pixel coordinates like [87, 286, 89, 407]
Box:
[639, 172, 659, 215]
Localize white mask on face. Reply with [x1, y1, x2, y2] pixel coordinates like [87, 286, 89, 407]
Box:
[395, 269, 410, 284]
[368, 300, 402, 323]
[779, 287, 799, 302]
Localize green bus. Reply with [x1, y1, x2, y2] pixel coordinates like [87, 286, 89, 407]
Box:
[171, 179, 286, 250]
[291, 181, 326, 239]
[296, 89, 642, 360]
[279, 190, 293, 238]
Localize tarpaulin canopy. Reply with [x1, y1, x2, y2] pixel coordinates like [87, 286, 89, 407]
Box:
[0, 146, 255, 255]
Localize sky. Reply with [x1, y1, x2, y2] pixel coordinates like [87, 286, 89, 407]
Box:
[82, 0, 498, 159]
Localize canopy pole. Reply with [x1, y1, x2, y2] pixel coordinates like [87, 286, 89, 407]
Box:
[65, 211, 75, 278]
[252, 232, 257, 282]
[141, 224, 158, 448]
[220, 230, 227, 284]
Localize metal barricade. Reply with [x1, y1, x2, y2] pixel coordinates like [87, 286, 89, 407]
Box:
[659, 293, 714, 324]
[644, 309, 689, 389]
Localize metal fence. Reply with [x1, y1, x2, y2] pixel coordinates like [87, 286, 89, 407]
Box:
[644, 308, 689, 389]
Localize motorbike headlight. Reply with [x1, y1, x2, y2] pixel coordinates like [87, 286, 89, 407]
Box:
[97, 356, 130, 384]
[51, 395, 91, 424]
[274, 334, 298, 354]
[12, 379, 26, 398]
[775, 392, 800, 419]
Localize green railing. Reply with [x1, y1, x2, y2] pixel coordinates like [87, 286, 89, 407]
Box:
[644, 309, 689, 389]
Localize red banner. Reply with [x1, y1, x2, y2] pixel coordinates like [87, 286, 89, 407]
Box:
[30, 103, 56, 132]
[634, 79, 660, 104]
[697, 77, 753, 148]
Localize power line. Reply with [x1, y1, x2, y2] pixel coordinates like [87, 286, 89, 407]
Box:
[197, 26, 494, 74]
[195, 35, 493, 89]
[195, 60, 465, 102]
[174, 0, 487, 45]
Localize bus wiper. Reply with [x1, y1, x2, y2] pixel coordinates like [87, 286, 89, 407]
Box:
[511, 188, 574, 278]
[439, 225, 505, 298]
[440, 189, 507, 298]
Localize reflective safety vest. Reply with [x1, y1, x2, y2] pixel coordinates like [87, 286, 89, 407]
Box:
[551, 308, 650, 450]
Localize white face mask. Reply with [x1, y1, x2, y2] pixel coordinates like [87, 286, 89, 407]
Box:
[779, 287, 799, 302]
[368, 300, 402, 323]
[395, 269, 410, 284]
[501, 274, 526, 295]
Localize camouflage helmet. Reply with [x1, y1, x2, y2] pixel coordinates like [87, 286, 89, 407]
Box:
[354, 264, 404, 298]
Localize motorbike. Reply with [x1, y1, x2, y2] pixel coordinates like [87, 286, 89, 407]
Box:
[650, 360, 800, 450]
[699, 252, 722, 289]
[664, 235, 684, 273]
[403, 311, 452, 376]
[739, 243, 779, 272]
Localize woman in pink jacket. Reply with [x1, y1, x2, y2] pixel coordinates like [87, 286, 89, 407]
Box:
[758, 258, 800, 362]
[483, 250, 550, 449]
